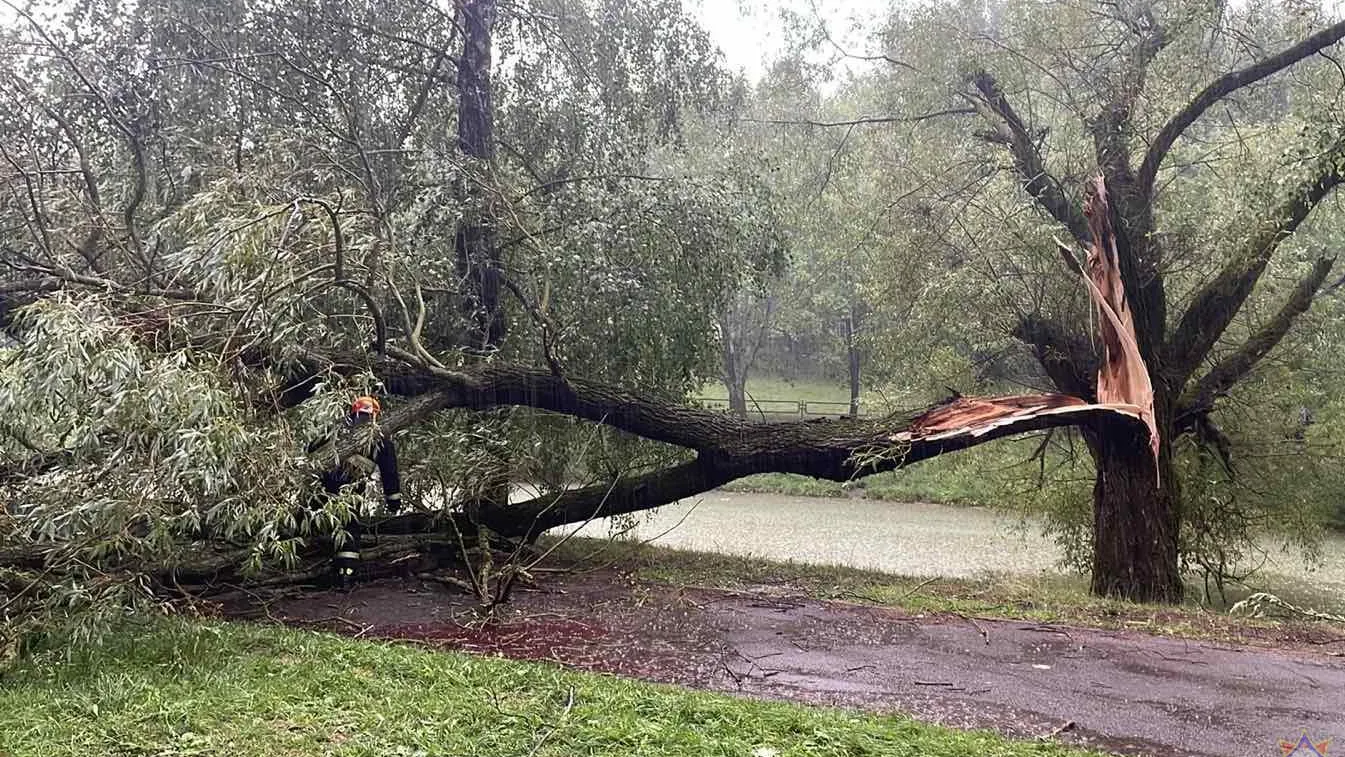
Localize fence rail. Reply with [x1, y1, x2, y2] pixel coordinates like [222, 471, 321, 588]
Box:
[693, 397, 870, 421]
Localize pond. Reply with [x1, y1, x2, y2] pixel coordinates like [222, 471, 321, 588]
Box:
[560, 490, 1345, 610]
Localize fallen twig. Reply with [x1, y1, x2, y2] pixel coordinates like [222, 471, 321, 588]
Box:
[526, 686, 576, 757]
[956, 612, 990, 645]
[1042, 720, 1076, 740]
[896, 577, 939, 602]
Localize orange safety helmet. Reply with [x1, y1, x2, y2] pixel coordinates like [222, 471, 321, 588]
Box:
[350, 395, 381, 417]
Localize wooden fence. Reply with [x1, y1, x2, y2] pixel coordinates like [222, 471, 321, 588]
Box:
[692, 397, 870, 422]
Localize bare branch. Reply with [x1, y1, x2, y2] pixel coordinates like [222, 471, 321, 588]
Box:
[3, 266, 197, 301]
[739, 109, 977, 129]
[9, 4, 150, 261]
[498, 274, 566, 378]
[1137, 20, 1345, 196]
[965, 71, 1091, 242]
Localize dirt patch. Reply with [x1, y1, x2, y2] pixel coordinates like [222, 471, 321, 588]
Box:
[220, 570, 1345, 757]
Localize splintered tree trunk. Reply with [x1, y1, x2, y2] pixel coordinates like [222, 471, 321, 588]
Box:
[1090, 426, 1182, 602]
[1065, 176, 1177, 603]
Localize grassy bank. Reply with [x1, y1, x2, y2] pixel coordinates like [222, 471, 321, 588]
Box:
[718, 439, 1045, 507]
[549, 537, 1345, 646]
[697, 376, 1060, 507]
[0, 620, 1109, 757]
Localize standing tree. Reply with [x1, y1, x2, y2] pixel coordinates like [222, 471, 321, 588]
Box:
[848, 0, 1345, 600]
[718, 287, 776, 417]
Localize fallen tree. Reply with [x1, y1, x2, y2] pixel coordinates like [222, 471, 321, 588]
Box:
[332, 177, 1159, 541]
[0, 177, 1158, 617]
[6, 2, 1339, 658]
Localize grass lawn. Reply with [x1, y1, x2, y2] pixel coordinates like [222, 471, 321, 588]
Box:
[696, 375, 859, 407]
[0, 620, 1110, 757]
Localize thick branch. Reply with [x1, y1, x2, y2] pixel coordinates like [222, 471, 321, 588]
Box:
[1165, 154, 1343, 383]
[475, 459, 732, 538]
[741, 110, 977, 128]
[1177, 255, 1335, 421]
[1137, 20, 1345, 196]
[967, 71, 1090, 242]
[1011, 314, 1098, 400]
[339, 357, 1149, 530]
[0, 270, 197, 301]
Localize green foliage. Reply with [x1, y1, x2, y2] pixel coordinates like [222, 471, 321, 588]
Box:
[0, 0, 788, 648]
[0, 620, 1108, 757]
[0, 296, 382, 652]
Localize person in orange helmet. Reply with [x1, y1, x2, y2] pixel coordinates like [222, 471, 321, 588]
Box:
[305, 394, 402, 589]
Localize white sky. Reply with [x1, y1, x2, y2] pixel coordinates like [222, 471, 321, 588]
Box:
[690, 0, 894, 85]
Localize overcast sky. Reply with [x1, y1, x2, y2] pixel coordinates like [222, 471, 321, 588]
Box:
[691, 0, 893, 84]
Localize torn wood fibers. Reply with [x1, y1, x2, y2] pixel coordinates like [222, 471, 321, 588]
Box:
[901, 176, 1161, 479]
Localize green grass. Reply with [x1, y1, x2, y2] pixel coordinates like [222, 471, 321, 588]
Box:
[551, 537, 1344, 645]
[0, 620, 1110, 757]
[697, 375, 857, 407]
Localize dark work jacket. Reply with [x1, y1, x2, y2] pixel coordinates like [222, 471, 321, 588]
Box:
[306, 413, 402, 511]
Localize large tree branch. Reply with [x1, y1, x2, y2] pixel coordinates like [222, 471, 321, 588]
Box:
[1137, 20, 1345, 197]
[372, 392, 1148, 539]
[1165, 151, 1343, 384]
[1175, 255, 1335, 427]
[966, 71, 1091, 243]
[331, 356, 1149, 538]
[1091, 6, 1166, 185]
[474, 459, 732, 538]
[1011, 314, 1098, 400]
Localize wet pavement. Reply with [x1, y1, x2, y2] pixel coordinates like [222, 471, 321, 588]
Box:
[242, 572, 1345, 757]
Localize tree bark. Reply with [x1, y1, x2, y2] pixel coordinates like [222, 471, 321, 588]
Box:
[844, 306, 862, 417]
[726, 376, 748, 417]
[454, 0, 504, 352]
[721, 313, 749, 417]
[1090, 424, 1182, 602]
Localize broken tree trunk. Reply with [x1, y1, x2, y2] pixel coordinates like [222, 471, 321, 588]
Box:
[1060, 176, 1178, 602]
[1085, 183, 1179, 602]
